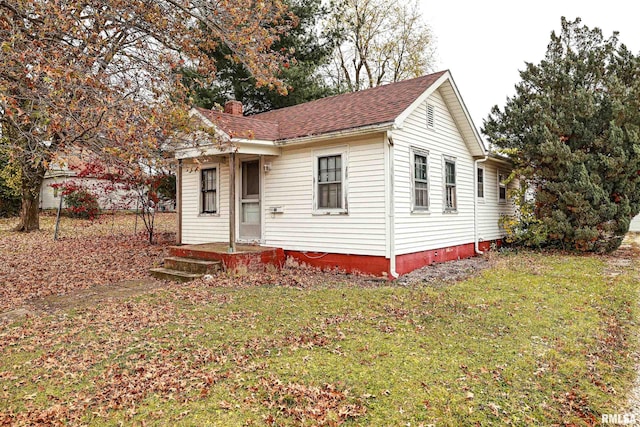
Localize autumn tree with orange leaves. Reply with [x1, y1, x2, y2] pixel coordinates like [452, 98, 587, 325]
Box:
[0, 0, 294, 231]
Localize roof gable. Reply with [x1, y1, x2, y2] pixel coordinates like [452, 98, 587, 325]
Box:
[393, 72, 486, 157]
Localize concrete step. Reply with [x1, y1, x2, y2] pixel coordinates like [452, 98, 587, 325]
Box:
[163, 256, 222, 274]
[149, 267, 203, 283]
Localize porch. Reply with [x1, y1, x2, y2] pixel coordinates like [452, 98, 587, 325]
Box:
[150, 243, 286, 282]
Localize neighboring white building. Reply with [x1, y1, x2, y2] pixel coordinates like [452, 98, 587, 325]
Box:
[40, 166, 139, 211]
[174, 70, 516, 276]
[39, 168, 73, 210]
[630, 215, 640, 232]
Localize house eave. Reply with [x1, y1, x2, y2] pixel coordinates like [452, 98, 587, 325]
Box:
[44, 170, 76, 179]
[275, 122, 395, 147]
[485, 153, 513, 166]
[175, 139, 281, 159]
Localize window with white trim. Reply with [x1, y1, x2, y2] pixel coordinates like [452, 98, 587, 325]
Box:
[314, 149, 347, 213]
[201, 168, 218, 214]
[444, 158, 457, 211]
[411, 148, 429, 211]
[477, 166, 485, 199]
[427, 104, 435, 129]
[498, 171, 507, 203]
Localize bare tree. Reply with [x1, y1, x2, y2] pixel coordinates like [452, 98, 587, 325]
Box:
[325, 0, 436, 92]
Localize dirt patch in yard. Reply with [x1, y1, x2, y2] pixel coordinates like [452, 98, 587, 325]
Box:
[395, 255, 493, 287]
[0, 213, 177, 321]
[0, 280, 174, 323]
[31, 279, 173, 312]
[0, 308, 33, 324]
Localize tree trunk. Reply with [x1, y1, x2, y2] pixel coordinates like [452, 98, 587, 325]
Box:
[14, 160, 46, 232]
[14, 190, 40, 232]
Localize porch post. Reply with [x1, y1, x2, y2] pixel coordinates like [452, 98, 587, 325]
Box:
[176, 159, 182, 245]
[228, 152, 236, 253]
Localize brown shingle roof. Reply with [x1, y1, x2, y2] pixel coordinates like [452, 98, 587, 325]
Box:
[196, 71, 447, 142]
[195, 107, 280, 141]
[254, 71, 447, 140]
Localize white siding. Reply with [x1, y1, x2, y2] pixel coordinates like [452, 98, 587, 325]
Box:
[477, 161, 516, 242]
[179, 137, 388, 255]
[40, 176, 138, 210]
[263, 137, 387, 256]
[40, 177, 66, 209]
[630, 214, 640, 232]
[181, 160, 230, 244]
[392, 89, 511, 255]
[94, 181, 138, 210]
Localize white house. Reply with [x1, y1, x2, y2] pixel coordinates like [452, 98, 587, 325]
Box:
[40, 156, 140, 211]
[40, 167, 75, 210]
[174, 70, 516, 277]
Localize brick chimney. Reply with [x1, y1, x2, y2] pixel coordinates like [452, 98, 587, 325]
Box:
[224, 100, 243, 116]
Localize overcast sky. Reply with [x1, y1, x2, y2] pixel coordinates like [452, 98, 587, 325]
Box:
[419, 0, 640, 135]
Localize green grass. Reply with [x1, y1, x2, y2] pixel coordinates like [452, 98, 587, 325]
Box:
[1, 252, 638, 426]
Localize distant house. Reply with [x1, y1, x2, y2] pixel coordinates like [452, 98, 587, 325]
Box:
[174, 70, 516, 277]
[39, 166, 74, 210]
[39, 157, 139, 211]
[630, 215, 640, 232]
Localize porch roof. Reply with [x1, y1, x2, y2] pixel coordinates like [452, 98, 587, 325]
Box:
[175, 140, 281, 160]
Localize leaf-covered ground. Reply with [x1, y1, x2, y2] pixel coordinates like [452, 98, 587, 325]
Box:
[1, 214, 639, 426]
[0, 213, 175, 313]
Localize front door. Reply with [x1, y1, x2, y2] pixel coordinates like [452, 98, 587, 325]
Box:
[239, 159, 261, 240]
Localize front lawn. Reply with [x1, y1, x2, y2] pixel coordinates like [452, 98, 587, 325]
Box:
[0, 213, 175, 312]
[1, 238, 638, 425]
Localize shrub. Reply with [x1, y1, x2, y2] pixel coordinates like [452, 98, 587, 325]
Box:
[0, 196, 20, 218]
[64, 187, 100, 219]
[0, 148, 21, 217]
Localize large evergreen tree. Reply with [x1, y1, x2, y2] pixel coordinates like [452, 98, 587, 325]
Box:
[186, 0, 336, 114]
[483, 17, 640, 252]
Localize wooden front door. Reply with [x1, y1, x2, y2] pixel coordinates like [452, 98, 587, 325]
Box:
[239, 159, 260, 240]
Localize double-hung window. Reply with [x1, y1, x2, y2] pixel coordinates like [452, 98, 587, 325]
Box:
[412, 149, 429, 211]
[444, 158, 457, 211]
[318, 155, 342, 209]
[477, 166, 485, 199]
[201, 168, 217, 214]
[315, 149, 347, 213]
[498, 171, 507, 203]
